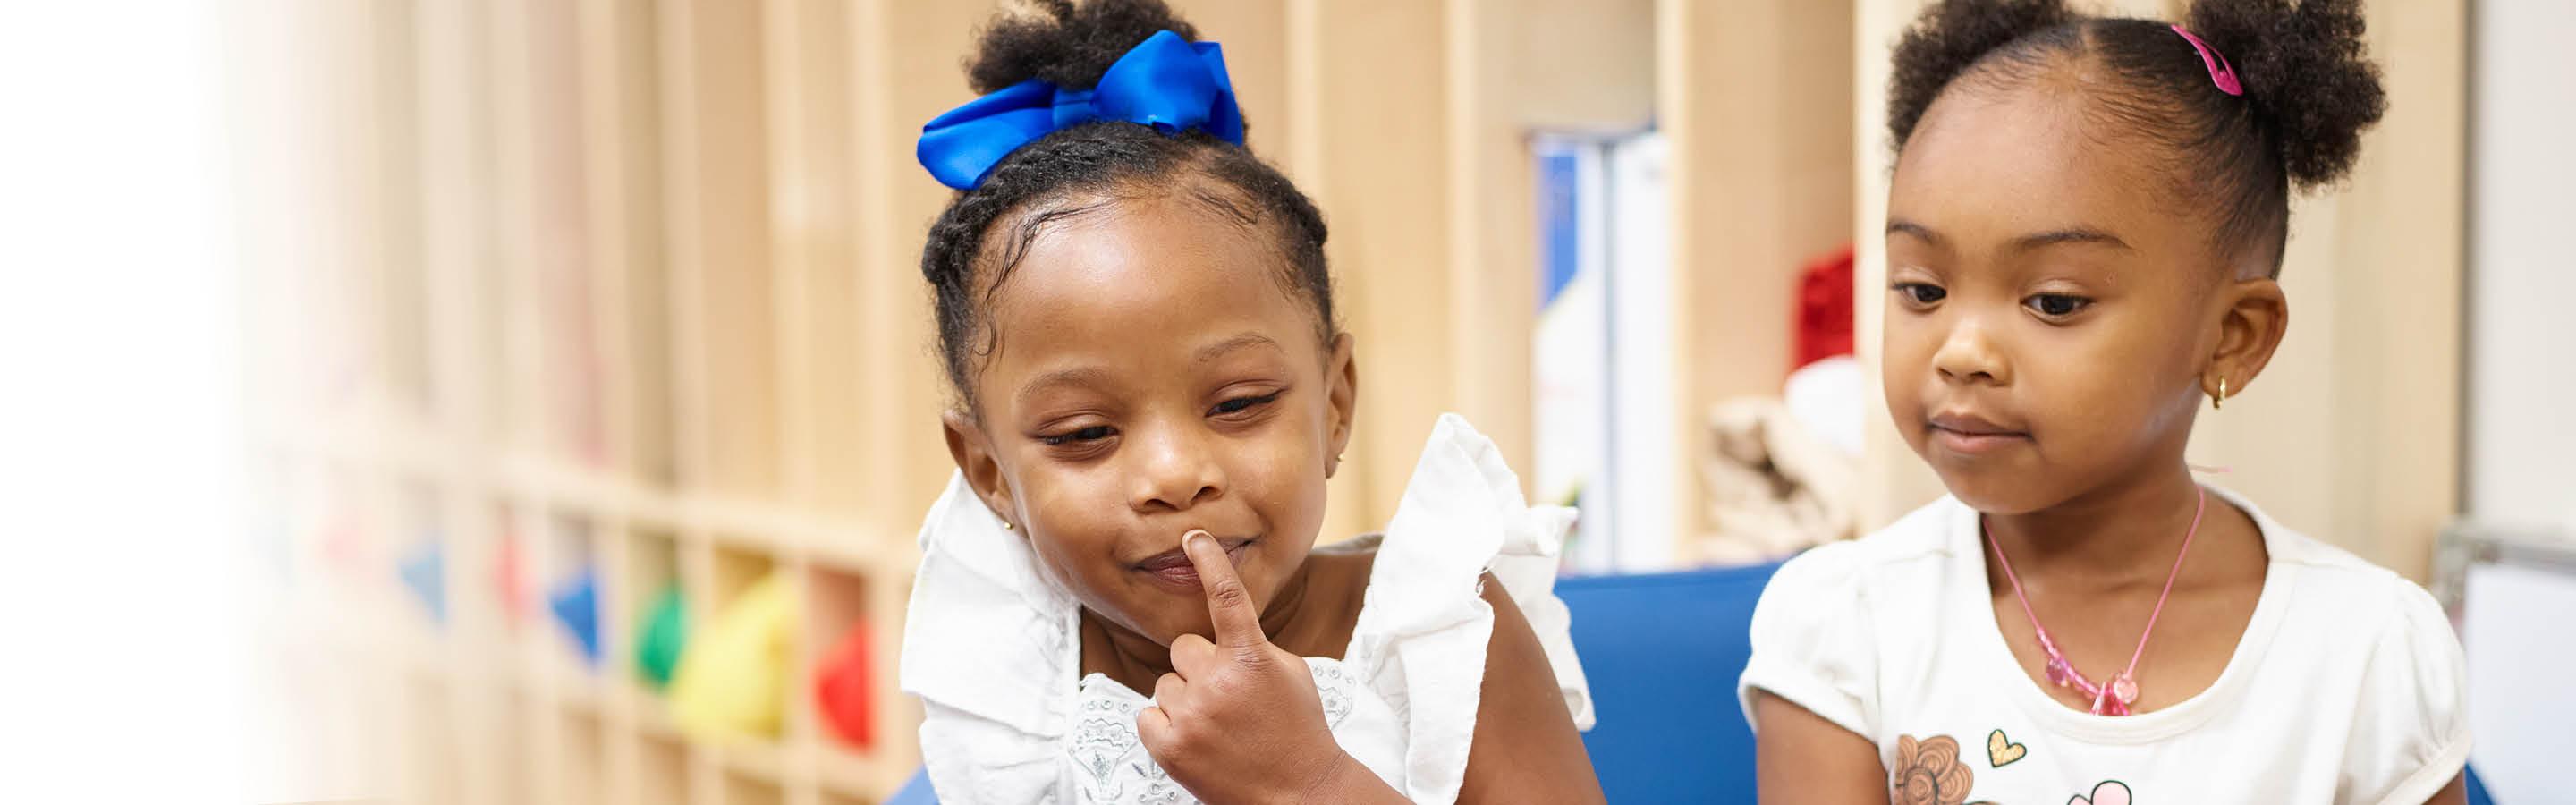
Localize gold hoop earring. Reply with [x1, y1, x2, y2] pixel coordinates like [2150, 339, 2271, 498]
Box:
[2212, 377, 2227, 410]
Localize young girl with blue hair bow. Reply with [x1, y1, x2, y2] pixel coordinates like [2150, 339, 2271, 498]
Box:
[897, 3, 1606, 803]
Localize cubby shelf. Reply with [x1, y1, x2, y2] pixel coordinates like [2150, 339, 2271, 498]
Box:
[239, 0, 1919, 802]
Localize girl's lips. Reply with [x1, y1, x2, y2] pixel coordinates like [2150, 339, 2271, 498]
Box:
[1133, 537, 1253, 590]
[1931, 426, 2030, 454]
[1927, 411, 2030, 455]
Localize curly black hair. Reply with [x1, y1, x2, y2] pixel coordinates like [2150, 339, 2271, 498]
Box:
[921, 0, 1334, 408]
[1887, 0, 2385, 275]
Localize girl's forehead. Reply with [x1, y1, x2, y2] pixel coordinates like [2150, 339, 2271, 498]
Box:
[994, 197, 1299, 322]
[974, 196, 1316, 394]
[1891, 86, 2181, 249]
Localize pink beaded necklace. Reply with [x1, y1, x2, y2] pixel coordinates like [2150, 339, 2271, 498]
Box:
[1984, 485, 2208, 716]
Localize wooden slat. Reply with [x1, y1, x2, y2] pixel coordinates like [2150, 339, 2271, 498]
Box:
[1170, 1, 1289, 155]
[523, 0, 609, 468]
[854, 0, 989, 538]
[579, 0, 677, 487]
[661, 0, 782, 500]
[1661, 0, 1856, 551]
[1290, 0, 1453, 538]
[767, 0, 870, 517]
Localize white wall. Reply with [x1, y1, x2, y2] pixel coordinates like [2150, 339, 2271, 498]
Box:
[0, 4, 255, 801]
[2469, 0, 2576, 530]
[2465, 2, 2576, 801]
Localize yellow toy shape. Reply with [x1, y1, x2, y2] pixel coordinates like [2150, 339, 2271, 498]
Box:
[669, 572, 801, 740]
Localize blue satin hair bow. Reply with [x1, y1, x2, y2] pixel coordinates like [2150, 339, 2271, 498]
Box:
[917, 30, 1245, 191]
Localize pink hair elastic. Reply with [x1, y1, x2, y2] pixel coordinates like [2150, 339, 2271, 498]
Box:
[2171, 24, 2244, 97]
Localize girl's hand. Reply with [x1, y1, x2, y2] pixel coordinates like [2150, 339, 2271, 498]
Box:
[1135, 530, 1401, 805]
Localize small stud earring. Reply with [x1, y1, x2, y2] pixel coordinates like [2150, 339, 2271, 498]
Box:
[1000, 520, 1015, 531]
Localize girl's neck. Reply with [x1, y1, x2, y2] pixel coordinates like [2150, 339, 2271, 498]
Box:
[1983, 462, 2216, 584]
[1081, 559, 1318, 693]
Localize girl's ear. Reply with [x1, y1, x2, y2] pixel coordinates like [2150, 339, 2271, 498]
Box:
[2204, 277, 2289, 402]
[1324, 333, 1359, 478]
[943, 408, 1020, 526]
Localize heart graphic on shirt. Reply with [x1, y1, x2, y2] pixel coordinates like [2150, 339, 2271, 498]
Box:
[1986, 729, 2027, 767]
[2067, 780, 2131, 805]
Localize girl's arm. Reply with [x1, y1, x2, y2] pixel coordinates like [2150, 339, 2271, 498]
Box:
[1750, 691, 1889, 805]
[2422, 774, 2468, 805]
[1455, 574, 1606, 804]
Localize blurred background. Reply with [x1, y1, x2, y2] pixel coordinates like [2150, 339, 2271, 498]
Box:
[2, 0, 2568, 802]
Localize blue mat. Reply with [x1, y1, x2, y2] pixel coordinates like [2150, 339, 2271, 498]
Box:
[1557, 562, 1783, 802]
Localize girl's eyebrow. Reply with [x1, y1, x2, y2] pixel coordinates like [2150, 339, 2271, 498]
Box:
[1194, 332, 1282, 365]
[1013, 335, 1280, 406]
[1017, 366, 1114, 406]
[1886, 218, 2132, 254]
[1887, 218, 1944, 246]
[2010, 227, 2132, 253]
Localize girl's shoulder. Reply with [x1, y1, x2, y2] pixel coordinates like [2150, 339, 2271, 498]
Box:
[1302, 533, 1380, 619]
[2219, 504, 2472, 799]
[1735, 497, 1975, 737]
[2208, 488, 2462, 664]
[1270, 537, 1377, 659]
[2242, 512, 2466, 694]
[1758, 495, 1973, 609]
[1311, 531, 1384, 559]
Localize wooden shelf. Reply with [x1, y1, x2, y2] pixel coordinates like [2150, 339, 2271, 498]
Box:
[711, 739, 791, 787]
[235, 0, 1939, 802]
[250, 0, 938, 801]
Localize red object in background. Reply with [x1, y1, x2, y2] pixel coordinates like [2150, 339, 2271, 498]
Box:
[1794, 244, 1856, 371]
[815, 621, 874, 749]
[494, 520, 530, 625]
[320, 510, 366, 574]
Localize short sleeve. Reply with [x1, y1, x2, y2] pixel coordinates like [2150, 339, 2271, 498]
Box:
[1736, 540, 1880, 740]
[2343, 580, 2473, 805]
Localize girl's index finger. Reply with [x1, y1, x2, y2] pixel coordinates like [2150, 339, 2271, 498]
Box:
[1182, 529, 1267, 650]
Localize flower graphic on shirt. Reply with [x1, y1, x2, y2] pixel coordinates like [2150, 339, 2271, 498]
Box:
[1315, 665, 1356, 729]
[1891, 734, 1978, 805]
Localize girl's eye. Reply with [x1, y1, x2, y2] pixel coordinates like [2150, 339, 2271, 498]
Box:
[2024, 293, 2092, 318]
[1210, 391, 1282, 418]
[1041, 425, 1114, 446]
[1893, 282, 1946, 305]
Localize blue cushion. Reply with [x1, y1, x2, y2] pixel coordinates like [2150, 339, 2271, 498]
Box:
[2466, 763, 2494, 805]
[1557, 561, 1784, 803]
[888, 767, 936, 805]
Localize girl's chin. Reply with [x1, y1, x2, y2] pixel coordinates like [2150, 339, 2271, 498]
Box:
[1933, 470, 2066, 516]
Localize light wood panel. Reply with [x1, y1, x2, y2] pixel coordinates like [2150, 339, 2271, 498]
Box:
[661, 0, 781, 500]
[1664, 0, 1856, 551]
[1294, 0, 1454, 535]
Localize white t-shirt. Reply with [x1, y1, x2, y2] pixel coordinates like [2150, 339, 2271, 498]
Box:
[1737, 488, 2471, 805]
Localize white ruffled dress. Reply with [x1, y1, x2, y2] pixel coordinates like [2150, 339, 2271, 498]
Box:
[900, 414, 1595, 804]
